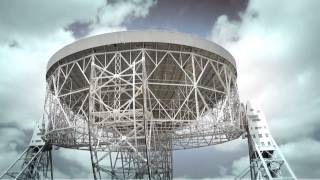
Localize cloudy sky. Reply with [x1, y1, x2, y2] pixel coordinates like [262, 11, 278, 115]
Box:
[0, 0, 320, 179]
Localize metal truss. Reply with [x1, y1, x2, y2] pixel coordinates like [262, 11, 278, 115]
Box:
[89, 129, 173, 179]
[44, 44, 242, 179]
[235, 103, 297, 180]
[0, 122, 53, 180]
[0, 32, 298, 179]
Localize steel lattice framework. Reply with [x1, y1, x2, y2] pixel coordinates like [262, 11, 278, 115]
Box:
[43, 31, 242, 179]
[0, 31, 298, 180]
[236, 103, 297, 180]
[0, 121, 53, 180]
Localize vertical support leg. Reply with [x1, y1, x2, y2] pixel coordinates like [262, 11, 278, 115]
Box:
[236, 102, 297, 180]
[0, 122, 53, 180]
[87, 49, 173, 179]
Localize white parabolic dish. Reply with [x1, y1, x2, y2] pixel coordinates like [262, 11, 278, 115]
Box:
[45, 30, 242, 150]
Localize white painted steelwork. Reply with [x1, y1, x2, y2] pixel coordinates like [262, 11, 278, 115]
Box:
[0, 30, 297, 180]
[0, 121, 53, 180]
[236, 102, 297, 180]
[44, 30, 242, 178]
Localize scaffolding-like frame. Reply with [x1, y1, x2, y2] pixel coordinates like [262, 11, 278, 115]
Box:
[44, 32, 242, 178]
[0, 31, 297, 180]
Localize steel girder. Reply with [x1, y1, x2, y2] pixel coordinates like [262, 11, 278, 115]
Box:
[44, 47, 242, 149]
[235, 103, 297, 180]
[0, 123, 53, 180]
[43, 46, 241, 179]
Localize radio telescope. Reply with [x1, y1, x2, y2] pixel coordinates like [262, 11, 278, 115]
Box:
[0, 30, 297, 180]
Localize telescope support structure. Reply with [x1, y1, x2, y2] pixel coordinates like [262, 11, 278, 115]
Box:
[236, 102, 297, 180]
[0, 31, 298, 180]
[88, 51, 173, 179]
[0, 121, 53, 180]
[0, 102, 298, 180]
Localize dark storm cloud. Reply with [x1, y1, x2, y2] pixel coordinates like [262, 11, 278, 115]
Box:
[127, 0, 248, 36]
[65, 21, 93, 39]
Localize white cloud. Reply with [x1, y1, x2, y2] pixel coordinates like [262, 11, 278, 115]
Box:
[231, 155, 249, 176]
[210, 15, 240, 45]
[0, 29, 74, 131]
[0, 0, 103, 43]
[209, 0, 320, 141]
[98, 0, 155, 26]
[90, 0, 156, 36]
[209, 0, 320, 178]
[280, 139, 320, 178]
[0, 126, 32, 172]
[52, 148, 92, 178]
[0, 0, 156, 43]
[214, 138, 247, 153]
